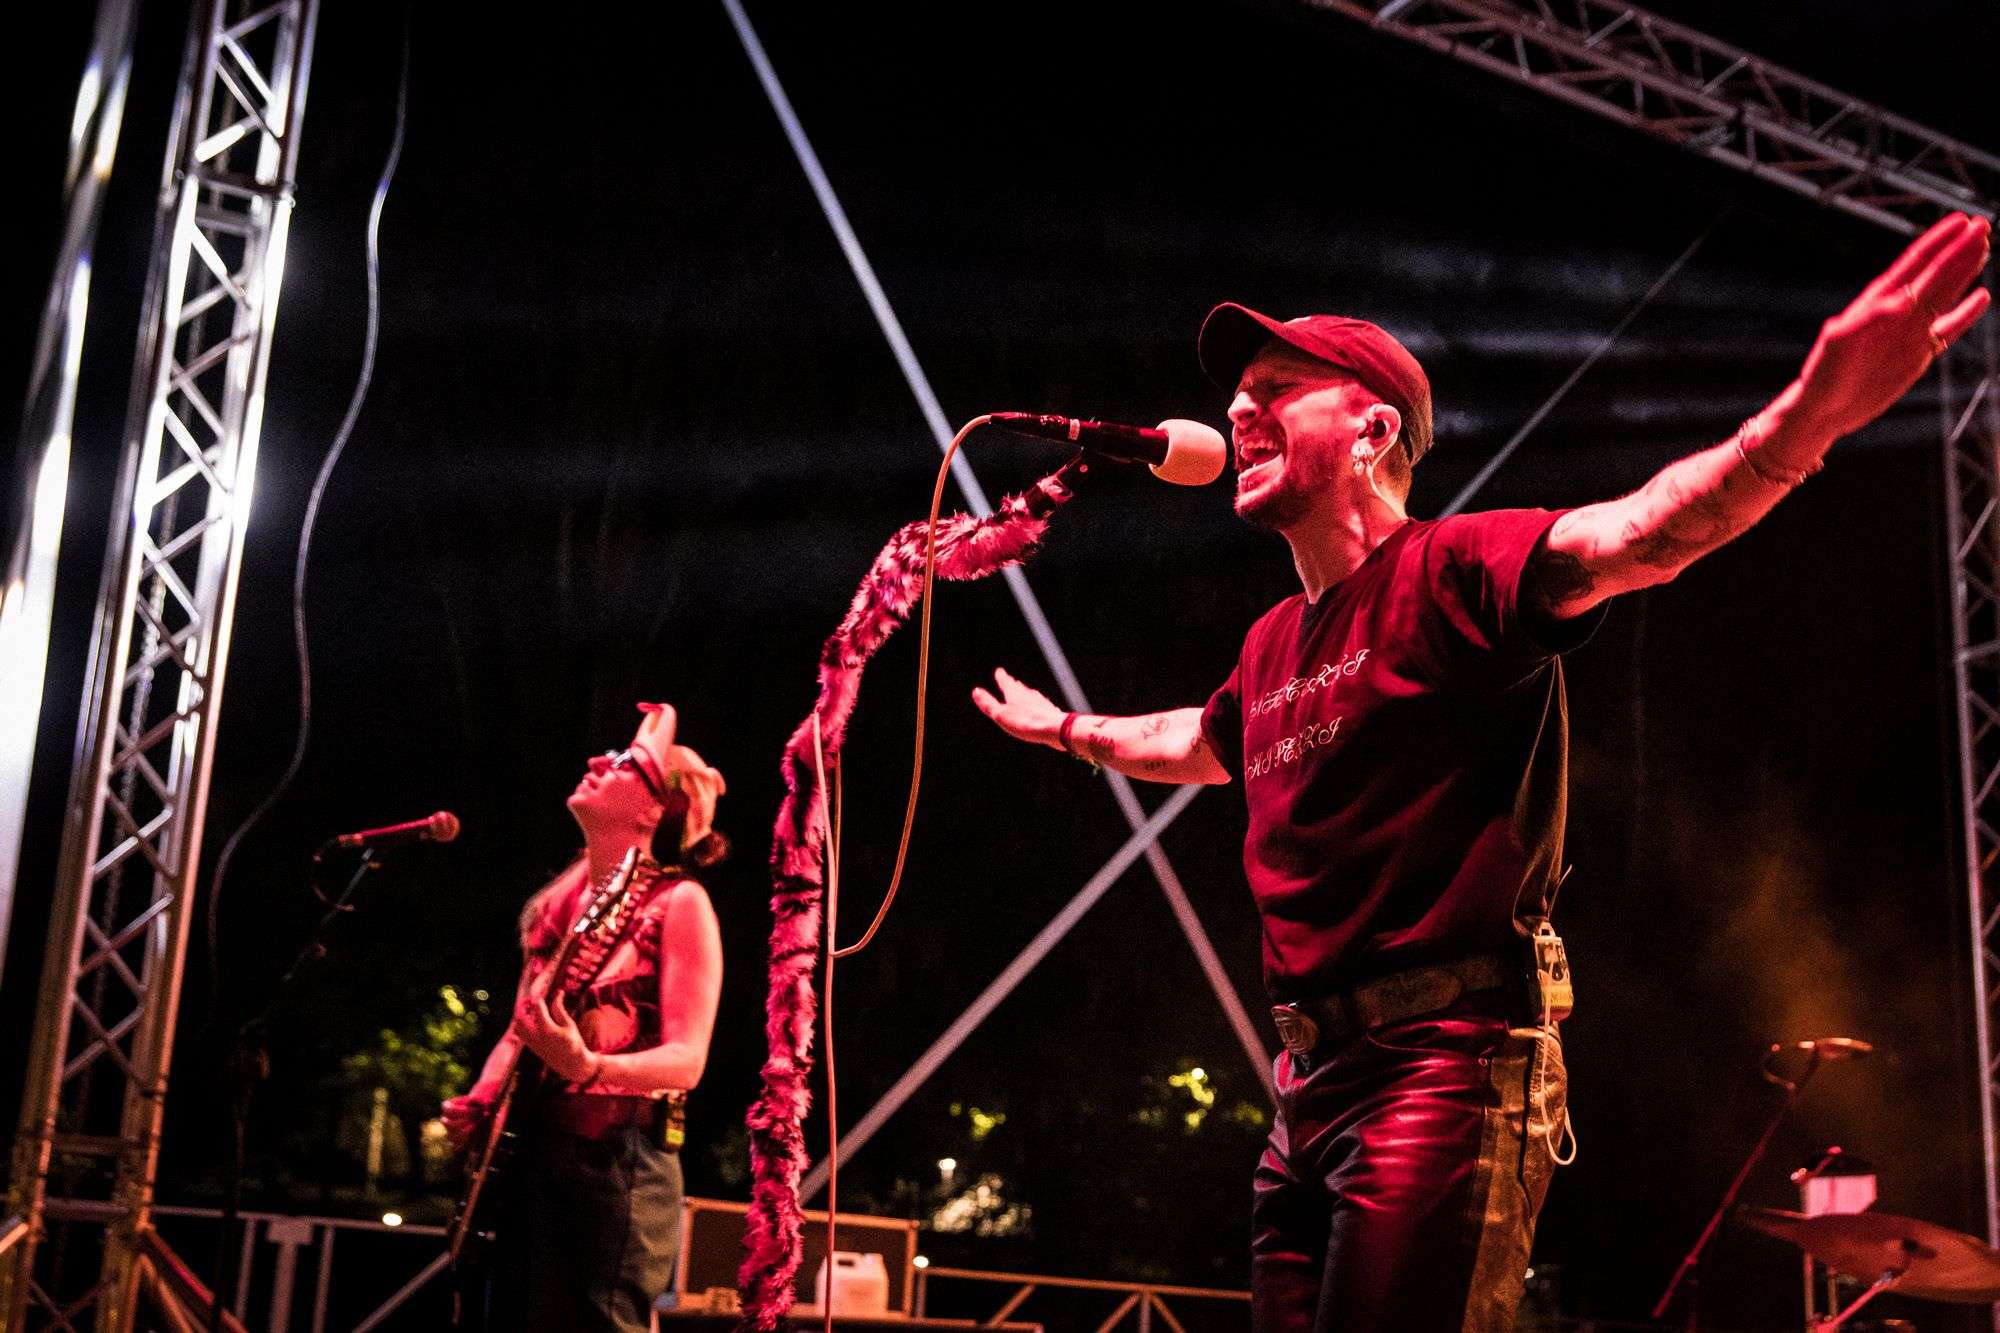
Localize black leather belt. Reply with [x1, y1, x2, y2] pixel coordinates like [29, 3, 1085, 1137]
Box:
[1271, 953, 1515, 1056]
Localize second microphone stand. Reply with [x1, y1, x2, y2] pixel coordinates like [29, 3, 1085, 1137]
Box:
[210, 847, 383, 1330]
[1651, 1043, 1830, 1330]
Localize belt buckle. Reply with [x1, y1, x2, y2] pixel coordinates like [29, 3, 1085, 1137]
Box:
[1271, 1003, 1320, 1056]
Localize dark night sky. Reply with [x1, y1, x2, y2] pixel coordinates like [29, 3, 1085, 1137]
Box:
[4, 2, 1999, 1328]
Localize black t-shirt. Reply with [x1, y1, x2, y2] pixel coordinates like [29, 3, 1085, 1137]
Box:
[1200, 509, 1600, 1000]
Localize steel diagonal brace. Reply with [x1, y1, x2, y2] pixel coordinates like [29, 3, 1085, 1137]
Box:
[722, 0, 1275, 1101]
[798, 783, 1206, 1201]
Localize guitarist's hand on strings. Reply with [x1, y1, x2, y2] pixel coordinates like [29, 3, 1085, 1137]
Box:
[514, 970, 602, 1087]
[440, 1086, 498, 1150]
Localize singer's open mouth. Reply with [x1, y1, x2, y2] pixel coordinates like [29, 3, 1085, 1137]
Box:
[1236, 433, 1282, 466]
[1237, 435, 1284, 487]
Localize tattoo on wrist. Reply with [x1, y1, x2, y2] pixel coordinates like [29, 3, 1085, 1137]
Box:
[1139, 715, 1170, 739]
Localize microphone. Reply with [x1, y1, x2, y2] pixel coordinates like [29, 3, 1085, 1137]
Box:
[323, 810, 461, 852]
[1771, 1037, 1875, 1062]
[1761, 1036, 1875, 1086]
[988, 413, 1227, 486]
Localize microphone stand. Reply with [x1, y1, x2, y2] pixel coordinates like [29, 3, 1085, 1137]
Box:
[210, 848, 382, 1331]
[1651, 1045, 1825, 1331]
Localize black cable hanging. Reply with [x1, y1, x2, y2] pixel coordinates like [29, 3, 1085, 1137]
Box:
[204, 11, 412, 1009]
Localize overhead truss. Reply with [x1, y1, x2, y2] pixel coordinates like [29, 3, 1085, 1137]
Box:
[1305, 0, 2000, 235]
[2, 1, 319, 1328]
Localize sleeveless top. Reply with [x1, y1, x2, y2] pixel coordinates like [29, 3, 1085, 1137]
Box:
[528, 857, 694, 1097]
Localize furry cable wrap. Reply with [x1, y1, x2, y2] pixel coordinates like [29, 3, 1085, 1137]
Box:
[737, 458, 1087, 1330]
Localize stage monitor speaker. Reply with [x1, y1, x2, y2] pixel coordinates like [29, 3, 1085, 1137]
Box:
[676, 1197, 918, 1315]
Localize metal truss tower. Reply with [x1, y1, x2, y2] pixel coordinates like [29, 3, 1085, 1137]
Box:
[1944, 312, 2000, 1263]
[1, 1, 318, 1328]
[1303, 0, 2000, 1278]
[0, 0, 141, 995]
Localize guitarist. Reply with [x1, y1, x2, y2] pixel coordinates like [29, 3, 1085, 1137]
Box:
[442, 702, 728, 1333]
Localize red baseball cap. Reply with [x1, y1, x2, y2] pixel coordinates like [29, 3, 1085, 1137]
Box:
[1198, 303, 1435, 464]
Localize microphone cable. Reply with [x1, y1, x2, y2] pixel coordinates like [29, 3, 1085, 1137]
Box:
[811, 416, 984, 1332]
[204, 12, 410, 1015]
[831, 416, 983, 960]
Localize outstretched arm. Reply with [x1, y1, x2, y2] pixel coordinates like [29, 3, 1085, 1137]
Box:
[1527, 212, 1992, 620]
[972, 667, 1231, 785]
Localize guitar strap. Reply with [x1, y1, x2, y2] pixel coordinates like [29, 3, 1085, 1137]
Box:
[554, 858, 678, 1000]
[547, 858, 692, 1151]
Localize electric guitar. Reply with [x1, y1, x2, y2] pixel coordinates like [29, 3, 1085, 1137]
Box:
[445, 847, 652, 1267]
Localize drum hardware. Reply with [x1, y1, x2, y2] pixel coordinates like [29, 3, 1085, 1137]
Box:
[1740, 1206, 2000, 1328]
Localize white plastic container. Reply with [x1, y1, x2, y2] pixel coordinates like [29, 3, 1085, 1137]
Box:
[814, 1250, 890, 1317]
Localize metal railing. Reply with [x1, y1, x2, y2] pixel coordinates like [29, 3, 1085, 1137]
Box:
[913, 1265, 1250, 1333]
[145, 1205, 450, 1333]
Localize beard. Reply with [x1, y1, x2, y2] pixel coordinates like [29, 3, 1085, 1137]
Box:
[1233, 457, 1319, 531]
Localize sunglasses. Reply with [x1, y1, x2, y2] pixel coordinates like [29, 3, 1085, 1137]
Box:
[600, 749, 679, 804]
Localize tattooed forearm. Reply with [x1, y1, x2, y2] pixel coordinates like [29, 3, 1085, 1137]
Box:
[1080, 728, 1117, 764]
[1539, 432, 1806, 614]
[1614, 468, 1743, 572]
[1054, 708, 1227, 785]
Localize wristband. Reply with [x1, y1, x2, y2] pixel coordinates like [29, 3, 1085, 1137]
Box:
[1057, 711, 1084, 759]
[1734, 421, 1822, 488]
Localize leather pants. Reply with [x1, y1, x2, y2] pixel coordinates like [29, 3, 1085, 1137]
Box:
[1250, 998, 1567, 1333]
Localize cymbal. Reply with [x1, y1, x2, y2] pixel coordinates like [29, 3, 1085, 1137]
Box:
[1740, 1208, 2000, 1303]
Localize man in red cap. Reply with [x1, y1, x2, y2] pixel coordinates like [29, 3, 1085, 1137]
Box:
[974, 212, 1991, 1330]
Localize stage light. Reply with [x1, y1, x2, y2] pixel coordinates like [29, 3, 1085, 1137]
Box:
[381, 1212, 403, 1227]
[913, 1256, 930, 1270]
[937, 1157, 956, 1177]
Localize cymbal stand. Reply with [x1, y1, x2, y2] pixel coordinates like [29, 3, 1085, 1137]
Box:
[1653, 1045, 1826, 1329]
[1809, 1268, 1903, 1330]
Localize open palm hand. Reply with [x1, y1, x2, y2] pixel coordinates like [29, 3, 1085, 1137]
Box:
[1795, 212, 1991, 440]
